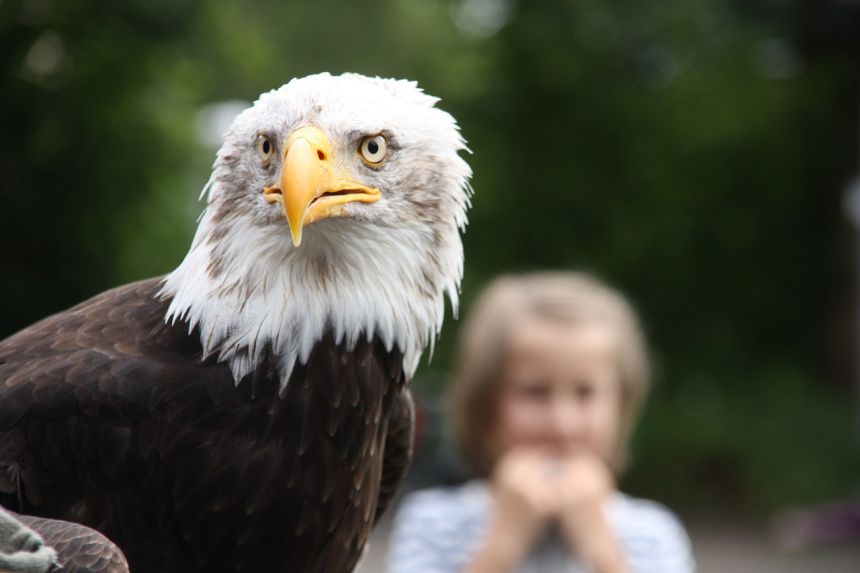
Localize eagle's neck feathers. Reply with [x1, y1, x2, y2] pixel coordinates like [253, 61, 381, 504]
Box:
[159, 196, 463, 393]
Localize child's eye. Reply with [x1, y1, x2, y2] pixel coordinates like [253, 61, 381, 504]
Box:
[518, 382, 551, 401]
[575, 383, 595, 401]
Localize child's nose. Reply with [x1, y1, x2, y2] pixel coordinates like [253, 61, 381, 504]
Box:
[546, 396, 586, 441]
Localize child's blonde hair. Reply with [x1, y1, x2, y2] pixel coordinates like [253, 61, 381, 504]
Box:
[450, 271, 651, 476]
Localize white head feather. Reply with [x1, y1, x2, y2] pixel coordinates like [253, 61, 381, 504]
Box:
[160, 73, 472, 393]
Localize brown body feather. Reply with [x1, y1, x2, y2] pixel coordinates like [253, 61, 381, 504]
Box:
[0, 278, 414, 573]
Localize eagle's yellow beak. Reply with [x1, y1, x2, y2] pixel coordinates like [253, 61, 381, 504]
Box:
[263, 126, 381, 247]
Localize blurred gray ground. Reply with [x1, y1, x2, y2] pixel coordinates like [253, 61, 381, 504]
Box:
[357, 514, 860, 573]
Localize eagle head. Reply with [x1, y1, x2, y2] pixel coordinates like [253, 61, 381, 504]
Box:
[161, 73, 473, 391]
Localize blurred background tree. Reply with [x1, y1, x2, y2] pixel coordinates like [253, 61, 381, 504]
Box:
[2, 0, 859, 522]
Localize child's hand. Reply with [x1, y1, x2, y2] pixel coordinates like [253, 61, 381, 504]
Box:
[555, 450, 628, 573]
[482, 447, 560, 568]
[556, 448, 614, 516]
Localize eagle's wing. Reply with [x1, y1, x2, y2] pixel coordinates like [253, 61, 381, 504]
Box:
[0, 506, 58, 573]
[374, 388, 415, 524]
[0, 278, 183, 523]
[14, 511, 129, 573]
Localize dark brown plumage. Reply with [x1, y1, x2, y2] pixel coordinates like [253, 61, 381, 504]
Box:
[0, 279, 415, 573]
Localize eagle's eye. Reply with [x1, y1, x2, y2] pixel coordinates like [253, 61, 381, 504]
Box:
[256, 135, 274, 164]
[359, 135, 387, 165]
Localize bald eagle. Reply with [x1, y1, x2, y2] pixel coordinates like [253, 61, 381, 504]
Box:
[0, 73, 472, 573]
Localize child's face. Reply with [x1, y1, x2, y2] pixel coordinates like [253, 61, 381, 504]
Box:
[492, 319, 622, 463]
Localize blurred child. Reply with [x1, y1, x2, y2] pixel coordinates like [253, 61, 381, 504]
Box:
[386, 272, 694, 573]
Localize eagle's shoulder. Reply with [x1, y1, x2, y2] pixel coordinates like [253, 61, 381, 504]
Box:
[0, 277, 195, 428]
[0, 277, 170, 364]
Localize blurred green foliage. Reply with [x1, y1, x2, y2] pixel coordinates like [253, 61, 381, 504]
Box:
[2, 0, 859, 515]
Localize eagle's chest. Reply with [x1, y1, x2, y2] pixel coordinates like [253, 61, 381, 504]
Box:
[149, 334, 404, 573]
